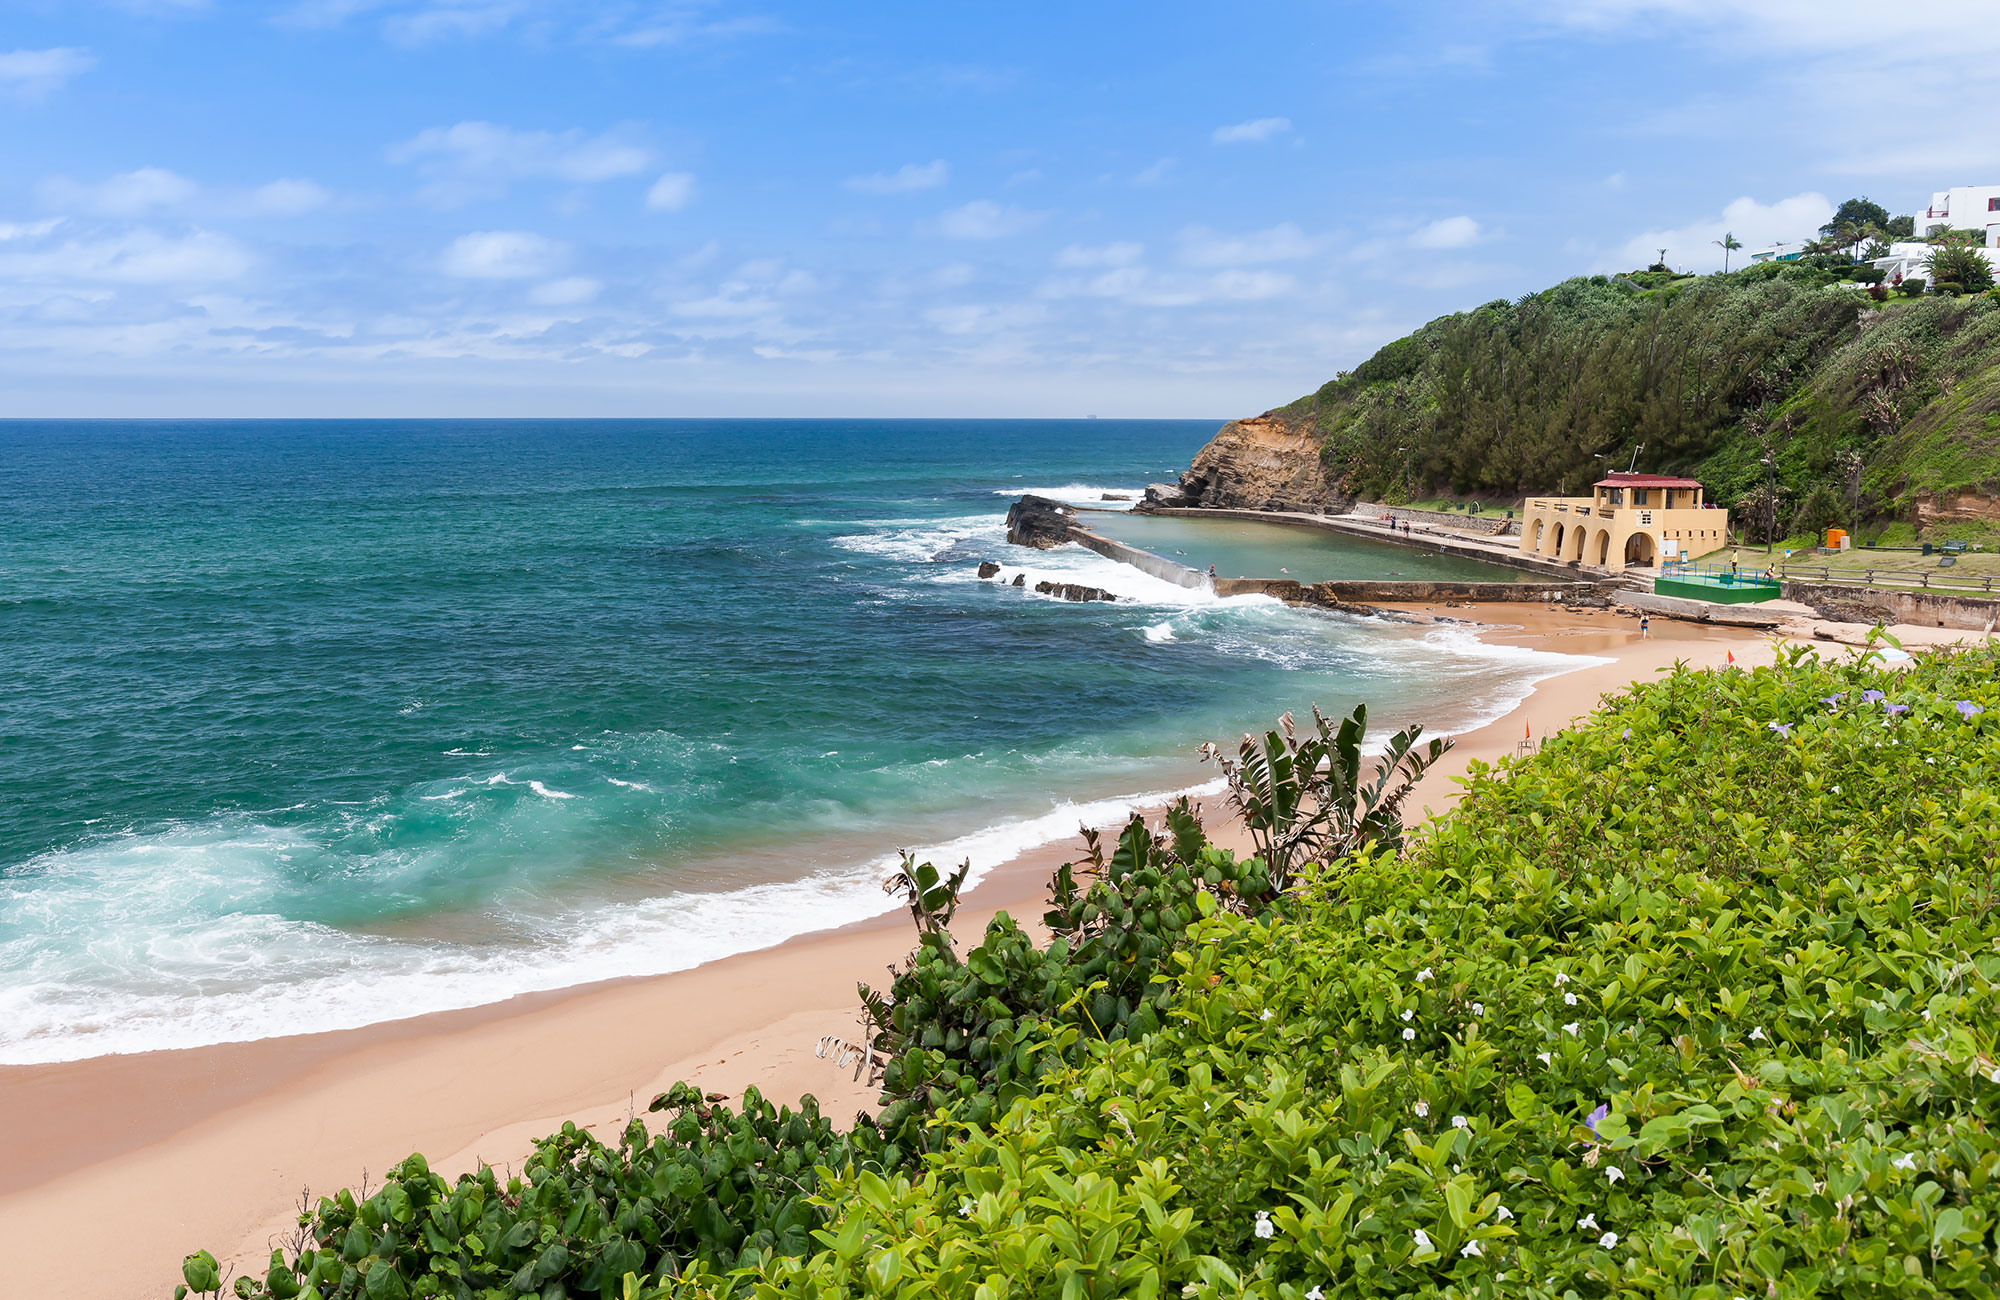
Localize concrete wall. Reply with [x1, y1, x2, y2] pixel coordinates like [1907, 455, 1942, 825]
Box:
[1354, 503, 1520, 537]
[1782, 580, 2000, 632]
[1215, 577, 1607, 604]
[1139, 506, 1583, 580]
[1066, 525, 1205, 589]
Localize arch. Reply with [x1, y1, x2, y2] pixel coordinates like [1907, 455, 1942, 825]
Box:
[1531, 518, 1545, 552]
[1624, 532, 1658, 567]
[1595, 529, 1611, 567]
[1567, 523, 1588, 561]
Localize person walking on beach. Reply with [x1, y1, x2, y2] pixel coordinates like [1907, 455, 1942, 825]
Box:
[1639, 614, 1650, 639]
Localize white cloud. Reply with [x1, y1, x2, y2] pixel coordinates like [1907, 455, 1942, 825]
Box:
[529, 276, 602, 305]
[1056, 242, 1144, 269]
[390, 122, 653, 205]
[1603, 191, 1833, 272]
[931, 201, 1044, 240]
[846, 160, 949, 195]
[0, 228, 252, 284]
[1211, 117, 1291, 144]
[0, 47, 96, 102]
[1039, 263, 1297, 307]
[39, 168, 199, 217]
[246, 179, 332, 216]
[1132, 158, 1175, 186]
[440, 230, 568, 279]
[645, 172, 697, 212]
[384, 1, 529, 45]
[1175, 223, 1316, 267]
[1410, 215, 1484, 249]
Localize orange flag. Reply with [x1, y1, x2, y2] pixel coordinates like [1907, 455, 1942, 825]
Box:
[1727, 651, 1736, 665]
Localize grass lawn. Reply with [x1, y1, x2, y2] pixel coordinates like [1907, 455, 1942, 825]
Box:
[1708, 542, 2000, 592]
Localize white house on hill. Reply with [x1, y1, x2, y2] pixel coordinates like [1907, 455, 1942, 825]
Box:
[1914, 185, 2000, 246]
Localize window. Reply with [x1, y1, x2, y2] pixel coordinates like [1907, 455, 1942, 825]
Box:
[1990, 197, 2000, 212]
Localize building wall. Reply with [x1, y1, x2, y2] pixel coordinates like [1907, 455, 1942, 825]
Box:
[1519, 499, 1730, 573]
[1916, 186, 2000, 246]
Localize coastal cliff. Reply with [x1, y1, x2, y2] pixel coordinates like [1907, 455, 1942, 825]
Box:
[1147, 412, 1350, 513]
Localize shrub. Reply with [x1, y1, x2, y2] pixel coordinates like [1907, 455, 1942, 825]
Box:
[1898, 277, 1927, 297]
[702, 642, 2000, 1300]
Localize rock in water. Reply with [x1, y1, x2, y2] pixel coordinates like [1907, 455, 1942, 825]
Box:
[1032, 579, 1115, 602]
[1142, 482, 1193, 508]
[1100, 492, 1132, 501]
[1004, 494, 1076, 549]
[976, 561, 1001, 578]
[1011, 573, 1025, 586]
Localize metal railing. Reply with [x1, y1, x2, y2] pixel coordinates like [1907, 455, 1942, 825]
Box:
[1658, 560, 1782, 591]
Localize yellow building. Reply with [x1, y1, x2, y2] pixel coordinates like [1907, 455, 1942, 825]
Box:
[1519, 473, 1729, 573]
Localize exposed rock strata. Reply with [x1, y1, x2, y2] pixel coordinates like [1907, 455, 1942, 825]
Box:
[1004, 494, 1077, 549]
[1160, 413, 1352, 514]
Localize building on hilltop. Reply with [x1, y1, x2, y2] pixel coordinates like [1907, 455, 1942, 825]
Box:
[1871, 239, 2000, 287]
[1748, 241, 1806, 264]
[1519, 473, 1729, 574]
[1913, 185, 2000, 246]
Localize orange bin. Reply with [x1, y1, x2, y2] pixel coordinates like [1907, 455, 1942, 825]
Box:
[1825, 527, 1847, 548]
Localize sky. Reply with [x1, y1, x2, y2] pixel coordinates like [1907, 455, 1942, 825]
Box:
[2, 1, 1998, 418]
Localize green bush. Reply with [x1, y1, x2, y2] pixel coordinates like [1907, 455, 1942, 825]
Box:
[678, 643, 2000, 1299]
[1898, 277, 1928, 297]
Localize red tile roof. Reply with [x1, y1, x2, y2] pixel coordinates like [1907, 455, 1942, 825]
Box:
[1594, 473, 1704, 489]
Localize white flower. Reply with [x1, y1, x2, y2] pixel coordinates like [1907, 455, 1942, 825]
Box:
[1452, 1115, 1469, 1129]
[1577, 1213, 1598, 1232]
[1892, 1154, 1916, 1170]
[1414, 1101, 1430, 1118]
[1988, 1067, 2000, 1083]
[1417, 967, 1433, 981]
[1412, 1228, 1434, 1253]
[1555, 972, 1570, 986]
[1461, 1241, 1483, 1257]
[1749, 1027, 1766, 1041]
[1495, 1205, 1513, 1221]
[1599, 1231, 1619, 1249]
[1471, 1002, 1485, 1016]
[1564, 1022, 1580, 1036]
[959, 1197, 974, 1217]
[1564, 992, 1578, 1006]
[1537, 1051, 1553, 1065]
[1403, 1027, 1417, 1041]
[1401, 1009, 1415, 1021]
[1260, 1008, 1273, 1021]
[1606, 1166, 1625, 1183]
[1306, 1290, 1324, 1300]
[1254, 1210, 1274, 1239]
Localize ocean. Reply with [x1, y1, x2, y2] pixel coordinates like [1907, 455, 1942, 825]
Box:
[0, 419, 1587, 1064]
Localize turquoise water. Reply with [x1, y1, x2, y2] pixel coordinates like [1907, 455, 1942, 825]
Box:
[0, 420, 1590, 1063]
[1087, 512, 1532, 583]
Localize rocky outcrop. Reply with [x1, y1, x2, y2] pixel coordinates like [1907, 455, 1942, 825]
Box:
[1033, 580, 1116, 602]
[1005, 494, 1077, 549]
[976, 561, 1001, 578]
[1011, 573, 1025, 586]
[1916, 488, 2000, 528]
[1143, 482, 1194, 508]
[1164, 413, 1352, 514]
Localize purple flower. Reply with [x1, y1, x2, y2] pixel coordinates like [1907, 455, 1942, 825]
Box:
[1884, 703, 1909, 716]
[1956, 700, 1984, 719]
[1820, 693, 1845, 707]
[1586, 1103, 1610, 1134]
[1862, 690, 1885, 704]
[1768, 721, 1793, 738]
[1621, 728, 1632, 739]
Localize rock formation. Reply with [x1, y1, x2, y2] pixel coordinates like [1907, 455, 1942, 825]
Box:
[1011, 573, 1025, 586]
[1005, 494, 1077, 549]
[1156, 412, 1352, 514]
[1032, 580, 1116, 602]
[976, 561, 1001, 578]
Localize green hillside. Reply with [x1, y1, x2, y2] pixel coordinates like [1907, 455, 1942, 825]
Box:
[1287, 266, 2000, 539]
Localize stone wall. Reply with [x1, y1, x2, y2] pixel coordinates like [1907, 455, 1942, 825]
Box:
[1354, 503, 1521, 537]
[1065, 525, 1205, 588]
[1213, 578, 1607, 604]
[1781, 580, 2000, 631]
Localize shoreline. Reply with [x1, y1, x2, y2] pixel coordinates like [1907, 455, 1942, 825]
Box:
[0, 605, 1780, 1300]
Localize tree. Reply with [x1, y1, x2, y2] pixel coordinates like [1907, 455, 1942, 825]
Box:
[1713, 230, 1742, 271]
[1924, 242, 1995, 293]
[1886, 215, 1915, 239]
[1821, 197, 1890, 238]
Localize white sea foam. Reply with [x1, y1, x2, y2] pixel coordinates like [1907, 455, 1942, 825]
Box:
[994, 484, 1145, 511]
[606, 778, 652, 791]
[1143, 622, 1175, 642]
[527, 781, 576, 800]
[0, 777, 1223, 1065]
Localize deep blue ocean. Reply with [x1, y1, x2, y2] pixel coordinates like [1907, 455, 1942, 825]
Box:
[0, 420, 1586, 1062]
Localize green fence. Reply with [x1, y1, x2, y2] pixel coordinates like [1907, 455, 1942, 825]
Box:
[1657, 561, 1783, 604]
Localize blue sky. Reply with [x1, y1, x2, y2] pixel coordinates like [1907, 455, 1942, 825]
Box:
[2, 1, 1996, 417]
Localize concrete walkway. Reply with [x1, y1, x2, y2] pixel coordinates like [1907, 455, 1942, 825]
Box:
[1140, 506, 1602, 582]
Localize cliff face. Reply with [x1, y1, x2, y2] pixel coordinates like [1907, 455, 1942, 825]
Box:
[1172, 413, 1349, 513]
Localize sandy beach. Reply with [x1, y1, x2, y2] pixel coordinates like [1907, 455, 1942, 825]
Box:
[0, 604, 1787, 1300]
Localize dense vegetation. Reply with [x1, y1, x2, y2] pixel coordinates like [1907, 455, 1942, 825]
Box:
[1292, 266, 2000, 536]
[182, 641, 2000, 1298]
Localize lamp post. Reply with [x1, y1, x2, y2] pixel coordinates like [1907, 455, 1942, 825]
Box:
[1397, 446, 1409, 498]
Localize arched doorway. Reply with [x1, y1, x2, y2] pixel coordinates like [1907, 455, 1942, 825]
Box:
[1532, 519, 1544, 552]
[1595, 530, 1611, 567]
[1568, 524, 1587, 561]
[1552, 522, 1565, 557]
[1624, 532, 1657, 567]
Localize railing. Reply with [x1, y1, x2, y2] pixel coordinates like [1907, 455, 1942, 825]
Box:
[1777, 563, 1998, 595]
[1658, 560, 1782, 592]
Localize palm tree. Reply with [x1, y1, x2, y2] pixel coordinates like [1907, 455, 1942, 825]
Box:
[1713, 231, 1742, 272]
